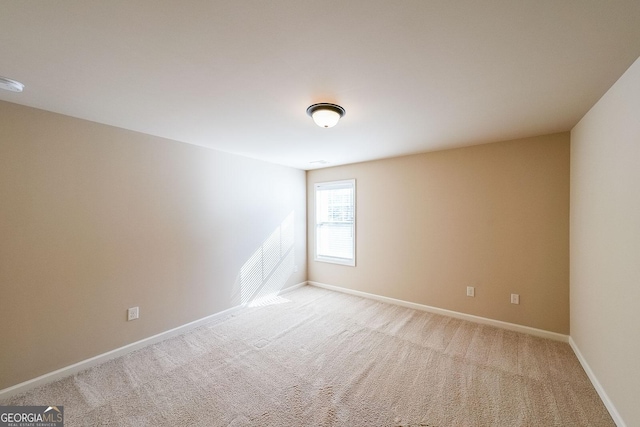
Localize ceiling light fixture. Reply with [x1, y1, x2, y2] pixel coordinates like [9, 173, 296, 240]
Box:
[0, 76, 25, 93]
[306, 103, 345, 128]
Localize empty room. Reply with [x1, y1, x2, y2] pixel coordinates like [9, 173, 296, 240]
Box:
[1, 1, 639, 426]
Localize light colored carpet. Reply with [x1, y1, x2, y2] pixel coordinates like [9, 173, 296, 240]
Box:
[2, 286, 613, 426]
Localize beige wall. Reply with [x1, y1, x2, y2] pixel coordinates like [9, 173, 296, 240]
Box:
[571, 56, 640, 426]
[0, 101, 306, 390]
[308, 133, 570, 334]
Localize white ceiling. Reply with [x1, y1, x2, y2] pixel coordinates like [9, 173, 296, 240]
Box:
[1, 1, 639, 170]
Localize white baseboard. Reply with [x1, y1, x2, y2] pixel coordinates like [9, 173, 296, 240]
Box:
[279, 281, 307, 294]
[308, 281, 569, 342]
[11, 278, 619, 427]
[569, 337, 626, 427]
[0, 303, 244, 401]
[0, 281, 308, 401]
[308, 282, 627, 424]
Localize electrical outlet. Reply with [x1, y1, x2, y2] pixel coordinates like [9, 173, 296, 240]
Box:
[127, 306, 139, 321]
[510, 294, 520, 305]
[294, 265, 298, 273]
[466, 286, 475, 297]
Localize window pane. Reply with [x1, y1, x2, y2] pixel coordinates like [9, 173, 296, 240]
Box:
[317, 223, 354, 259]
[314, 180, 355, 266]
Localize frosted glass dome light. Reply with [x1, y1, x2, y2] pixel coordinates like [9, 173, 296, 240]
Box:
[0, 76, 24, 92]
[306, 103, 346, 128]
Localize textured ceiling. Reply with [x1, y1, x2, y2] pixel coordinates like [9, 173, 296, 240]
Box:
[1, 1, 639, 170]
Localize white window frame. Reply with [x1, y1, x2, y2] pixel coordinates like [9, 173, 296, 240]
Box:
[314, 179, 356, 266]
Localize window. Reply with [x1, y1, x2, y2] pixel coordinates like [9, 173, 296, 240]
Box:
[314, 179, 356, 266]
